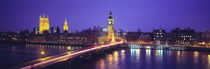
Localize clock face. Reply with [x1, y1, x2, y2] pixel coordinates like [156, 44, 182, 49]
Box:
[109, 21, 112, 24]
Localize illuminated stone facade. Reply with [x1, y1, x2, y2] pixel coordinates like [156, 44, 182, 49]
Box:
[39, 14, 49, 34]
[107, 12, 115, 42]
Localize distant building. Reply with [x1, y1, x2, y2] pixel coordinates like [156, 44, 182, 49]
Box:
[170, 27, 198, 45]
[202, 31, 210, 42]
[32, 27, 39, 35]
[152, 28, 166, 44]
[139, 32, 152, 42]
[107, 11, 115, 43]
[18, 30, 30, 41]
[27, 33, 89, 45]
[116, 29, 125, 36]
[39, 14, 50, 34]
[125, 32, 141, 42]
[81, 27, 100, 45]
[63, 17, 69, 33]
[0, 32, 18, 41]
[50, 27, 60, 34]
[58, 33, 88, 45]
[200, 31, 210, 46]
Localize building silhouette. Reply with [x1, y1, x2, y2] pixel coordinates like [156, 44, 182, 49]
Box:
[152, 28, 166, 44]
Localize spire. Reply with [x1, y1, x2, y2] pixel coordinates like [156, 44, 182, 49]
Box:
[65, 17, 67, 25]
[108, 11, 113, 19]
[63, 17, 69, 33]
[109, 11, 112, 15]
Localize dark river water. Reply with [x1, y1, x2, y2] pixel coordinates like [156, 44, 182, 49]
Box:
[77, 49, 210, 69]
[0, 43, 81, 68]
[1, 43, 210, 69]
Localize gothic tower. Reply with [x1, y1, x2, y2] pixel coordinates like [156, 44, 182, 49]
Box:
[39, 14, 49, 34]
[108, 11, 115, 43]
[63, 17, 69, 33]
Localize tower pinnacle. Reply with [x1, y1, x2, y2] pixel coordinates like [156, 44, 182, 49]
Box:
[108, 11, 113, 19]
[63, 17, 69, 33]
[65, 17, 67, 25]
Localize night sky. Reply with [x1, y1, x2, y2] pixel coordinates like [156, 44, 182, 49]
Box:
[0, 0, 209, 32]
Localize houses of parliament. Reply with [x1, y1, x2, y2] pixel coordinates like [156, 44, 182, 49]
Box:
[36, 12, 116, 43]
[38, 14, 69, 34]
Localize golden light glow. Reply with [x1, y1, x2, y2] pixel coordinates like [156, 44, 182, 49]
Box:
[177, 51, 180, 56]
[121, 50, 125, 53]
[67, 47, 71, 50]
[59, 58, 69, 62]
[67, 52, 71, 55]
[194, 51, 199, 57]
[41, 51, 45, 55]
[38, 57, 51, 61]
[202, 42, 206, 45]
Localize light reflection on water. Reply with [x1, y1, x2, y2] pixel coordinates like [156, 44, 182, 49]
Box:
[87, 49, 210, 69]
[155, 50, 163, 62]
[194, 51, 199, 63]
[108, 54, 113, 65]
[113, 51, 119, 64]
[99, 59, 105, 69]
[146, 49, 151, 65]
[176, 51, 181, 63]
[121, 50, 125, 61]
[130, 49, 140, 60]
[208, 55, 210, 69]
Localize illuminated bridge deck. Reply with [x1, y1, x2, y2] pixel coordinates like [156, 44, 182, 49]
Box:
[18, 41, 123, 69]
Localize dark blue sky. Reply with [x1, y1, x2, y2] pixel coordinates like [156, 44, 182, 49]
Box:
[0, 0, 209, 32]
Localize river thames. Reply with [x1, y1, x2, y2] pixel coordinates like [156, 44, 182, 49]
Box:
[75, 49, 210, 69]
[1, 43, 210, 69]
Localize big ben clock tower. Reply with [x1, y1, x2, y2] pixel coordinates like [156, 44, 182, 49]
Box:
[107, 11, 115, 43]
